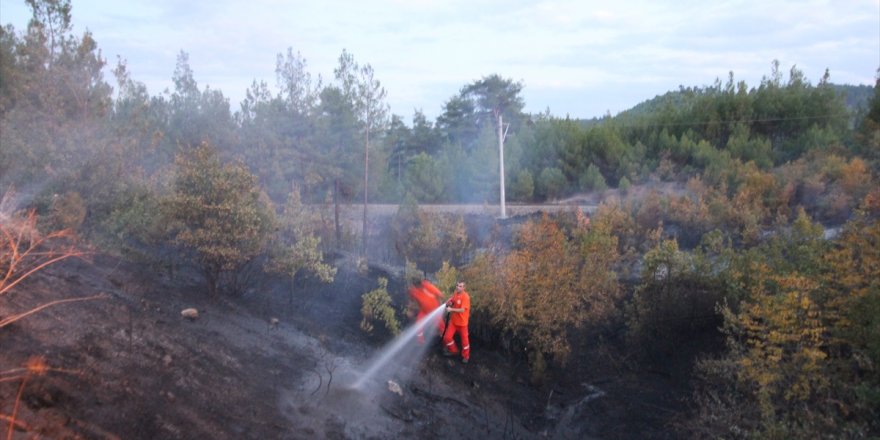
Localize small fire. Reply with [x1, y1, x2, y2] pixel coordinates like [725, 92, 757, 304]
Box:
[24, 356, 49, 376]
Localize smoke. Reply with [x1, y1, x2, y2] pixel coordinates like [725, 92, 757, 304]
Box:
[0, 183, 50, 223]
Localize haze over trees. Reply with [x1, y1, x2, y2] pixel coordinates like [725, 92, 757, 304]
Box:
[2, 0, 878, 437]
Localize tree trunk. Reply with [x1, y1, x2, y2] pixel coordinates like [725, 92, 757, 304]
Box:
[362, 127, 370, 256]
[334, 178, 341, 248]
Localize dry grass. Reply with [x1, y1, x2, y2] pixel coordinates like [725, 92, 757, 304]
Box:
[1, 210, 87, 296]
[1, 209, 99, 438]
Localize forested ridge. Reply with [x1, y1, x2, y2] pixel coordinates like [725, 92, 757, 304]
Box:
[2, 1, 879, 438]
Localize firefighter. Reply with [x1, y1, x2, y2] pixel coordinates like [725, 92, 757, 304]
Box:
[409, 278, 446, 344]
[442, 280, 471, 363]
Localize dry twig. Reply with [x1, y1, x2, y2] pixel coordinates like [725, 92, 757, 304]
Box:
[0, 294, 107, 328]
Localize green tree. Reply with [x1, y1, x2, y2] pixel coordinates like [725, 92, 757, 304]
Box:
[0, 0, 112, 184]
[403, 152, 445, 202]
[334, 49, 390, 255]
[579, 163, 608, 192]
[537, 167, 566, 200]
[854, 72, 880, 167]
[618, 175, 631, 193]
[234, 48, 322, 202]
[313, 84, 360, 209]
[461, 74, 525, 215]
[266, 186, 336, 308]
[165, 142, 274, 295]
[164, 51, 234, 154]
[436, 94, 478, 150]
[725, 123, 772, 169]
[510, 169, 535, 201]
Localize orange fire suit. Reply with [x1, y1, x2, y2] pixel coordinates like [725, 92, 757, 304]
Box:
[442, 289, 470, 361]
[409, 280, 445, 343]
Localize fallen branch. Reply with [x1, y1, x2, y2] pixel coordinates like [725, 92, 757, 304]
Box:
[0, 294, 107, 328]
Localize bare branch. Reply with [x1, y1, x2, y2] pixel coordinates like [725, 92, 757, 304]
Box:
[0, 294, 106, 328]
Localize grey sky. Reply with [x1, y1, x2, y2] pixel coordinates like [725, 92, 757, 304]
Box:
[2, 0, 878, 121]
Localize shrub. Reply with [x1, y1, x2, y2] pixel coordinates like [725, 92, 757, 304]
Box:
[360, 277, 400, 336]
[50, 192, 86, 232]
[164, 142, 274, 295]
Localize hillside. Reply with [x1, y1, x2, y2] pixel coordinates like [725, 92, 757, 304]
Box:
[1, 227, 685, 439]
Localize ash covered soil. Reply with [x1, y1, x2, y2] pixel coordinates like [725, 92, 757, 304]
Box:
[2, 246, 685, 439]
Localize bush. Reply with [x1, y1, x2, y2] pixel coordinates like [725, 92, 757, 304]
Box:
[50, 192, 86, 232]
[360, 277, 400, 336]
[164, 142, 274, 295]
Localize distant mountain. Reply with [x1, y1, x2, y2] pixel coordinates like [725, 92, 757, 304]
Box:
[603, 83, 874, 121]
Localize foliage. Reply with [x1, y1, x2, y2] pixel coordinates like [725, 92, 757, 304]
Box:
[48, 191, 86, 232]
[265, 186, 336, 304]
[402, 259, 421, 283]
[165, 142, 274, 295]
[433, 261, 459, 299]
[536, 167, 567, 200]
[510, 169, 535, 202]
[359, 277, 400, 336]
[0, 0, 112, 185]
[334, 49, 389, 253]
[391, 198, 470, 273]
[626, 236, 729, 361]
[572, 209, 623, 326]
[617, 176, 631, 193]
[688, 199, 880, 438]
[579, 164, 608, 192]
[403, 152, 445, 202]
[853, 74, 880, 167]
[481, 214, 619, 370]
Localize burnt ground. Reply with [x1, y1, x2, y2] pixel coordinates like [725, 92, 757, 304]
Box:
[2, 246, 689, 439]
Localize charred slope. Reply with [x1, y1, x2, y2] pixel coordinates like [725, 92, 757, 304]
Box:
[1, 248, 685, 439]
[1, 253, 538, 439]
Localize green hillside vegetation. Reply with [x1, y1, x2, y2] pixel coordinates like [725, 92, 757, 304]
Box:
[2, 1, 879, 437]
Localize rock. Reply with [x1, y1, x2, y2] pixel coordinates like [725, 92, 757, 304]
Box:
[181, 308, 199, 320]
[387, 380, 403, 396]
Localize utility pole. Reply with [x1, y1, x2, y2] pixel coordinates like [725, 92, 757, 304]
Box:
[498, 113, 509, 219]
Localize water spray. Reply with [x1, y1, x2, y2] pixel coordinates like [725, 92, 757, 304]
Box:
[352, 304, 447, 390]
